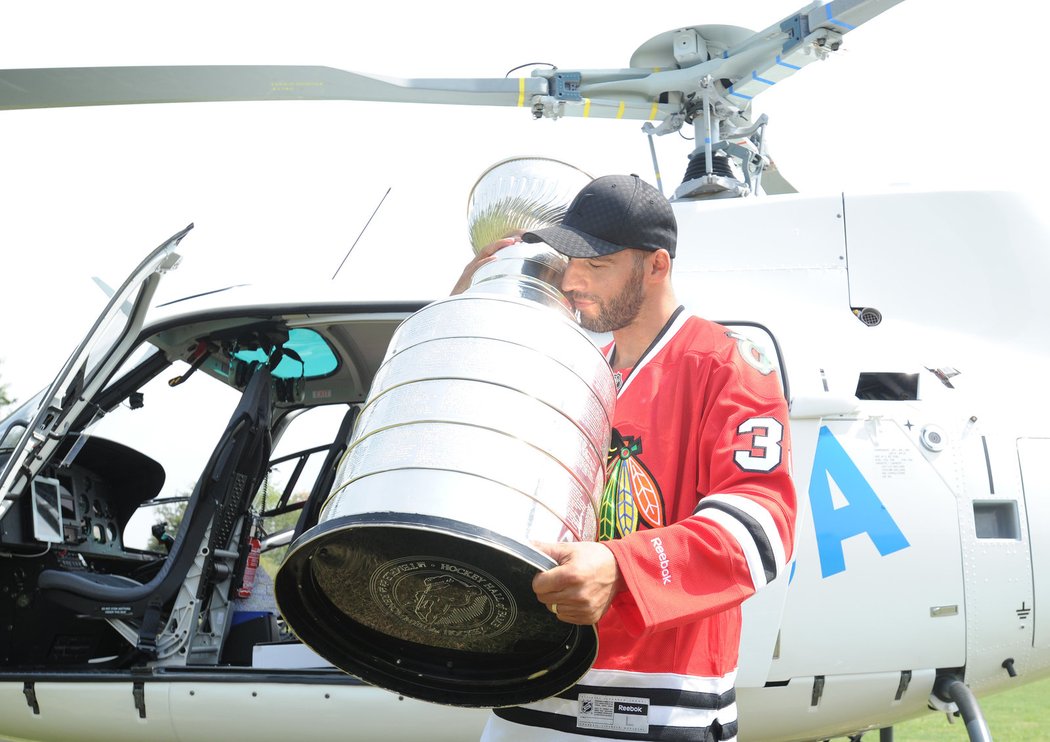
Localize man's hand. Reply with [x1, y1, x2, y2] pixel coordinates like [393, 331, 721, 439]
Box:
[532, 541, 626, 625]
[450, 234, 522, 295]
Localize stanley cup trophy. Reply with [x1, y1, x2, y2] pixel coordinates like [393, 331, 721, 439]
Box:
[275, 157, 615, 707]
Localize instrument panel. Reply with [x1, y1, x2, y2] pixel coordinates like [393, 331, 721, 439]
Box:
[5, 436, 164, 557]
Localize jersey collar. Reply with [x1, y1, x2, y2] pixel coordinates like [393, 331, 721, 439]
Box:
[605, 305, 687, 398]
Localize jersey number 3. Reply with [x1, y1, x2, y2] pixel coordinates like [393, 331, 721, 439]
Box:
[734, 417, 784, 472]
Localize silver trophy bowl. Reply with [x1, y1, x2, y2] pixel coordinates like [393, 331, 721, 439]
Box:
[276, 158, 612, 708]
[466, 156, 593, 254]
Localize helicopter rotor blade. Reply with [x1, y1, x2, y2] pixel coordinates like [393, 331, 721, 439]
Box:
[0, 65, 549, 112]
[0, 0, 902, 200]
[0, 1, 903, 122]
[0, 64, 693, 122]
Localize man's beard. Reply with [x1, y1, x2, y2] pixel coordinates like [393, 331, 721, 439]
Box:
[573, 260, 645, 333]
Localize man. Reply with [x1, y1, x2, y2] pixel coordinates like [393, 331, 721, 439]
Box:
[459, 174, 796, 741]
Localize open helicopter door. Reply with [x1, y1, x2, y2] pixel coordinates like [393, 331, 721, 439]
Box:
[0, 226, 188, 518]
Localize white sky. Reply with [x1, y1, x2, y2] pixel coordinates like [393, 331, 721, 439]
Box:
[1, 0, 1048, 405]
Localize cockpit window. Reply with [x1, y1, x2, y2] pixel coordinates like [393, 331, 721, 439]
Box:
[232, 328, 338, 379]
[0, 424, 26, 452]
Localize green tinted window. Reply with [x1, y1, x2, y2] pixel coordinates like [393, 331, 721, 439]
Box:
[233, 328, 338, 379]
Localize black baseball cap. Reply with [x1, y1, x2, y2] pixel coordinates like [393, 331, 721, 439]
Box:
[522, 174, 677, 259]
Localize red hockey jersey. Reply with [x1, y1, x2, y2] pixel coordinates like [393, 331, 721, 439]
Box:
[486, 309, 796, 741]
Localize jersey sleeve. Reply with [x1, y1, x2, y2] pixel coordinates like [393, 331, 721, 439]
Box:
[603, 349, 797, 636]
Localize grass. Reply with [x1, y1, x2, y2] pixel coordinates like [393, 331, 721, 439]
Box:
[878, 676, 1050, 740]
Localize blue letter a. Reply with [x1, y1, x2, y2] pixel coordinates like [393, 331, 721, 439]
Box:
[809, 426, 910, 578]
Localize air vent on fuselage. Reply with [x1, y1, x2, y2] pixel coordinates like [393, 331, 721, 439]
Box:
[852, 307, 883, 326]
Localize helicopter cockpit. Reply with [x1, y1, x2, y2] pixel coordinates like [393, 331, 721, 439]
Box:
[0, 229, 420, 673]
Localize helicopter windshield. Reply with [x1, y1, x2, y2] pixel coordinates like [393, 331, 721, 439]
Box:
[232, 328, 339, 379]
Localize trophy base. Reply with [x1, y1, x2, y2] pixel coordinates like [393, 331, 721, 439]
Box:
[275, 512, 598, 708]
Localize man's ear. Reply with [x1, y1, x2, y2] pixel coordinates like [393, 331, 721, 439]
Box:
[649, 249, 672, 277]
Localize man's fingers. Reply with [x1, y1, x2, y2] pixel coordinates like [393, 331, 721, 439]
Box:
[451, 235, 522, 295]
[530, 541, 623, 625]
[533, 540, 573, 564]
[478, 234, 520, 255]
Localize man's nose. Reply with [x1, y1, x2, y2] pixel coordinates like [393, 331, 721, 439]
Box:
[560, 258, 585, 293]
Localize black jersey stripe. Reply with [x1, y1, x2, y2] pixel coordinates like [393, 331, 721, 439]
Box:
[694, 499, 778, 583]
[493, 706, 738, 741]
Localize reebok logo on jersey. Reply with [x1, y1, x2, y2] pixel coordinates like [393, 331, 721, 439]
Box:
[615, 702, 648, 715]
[651, 537, 672, 584]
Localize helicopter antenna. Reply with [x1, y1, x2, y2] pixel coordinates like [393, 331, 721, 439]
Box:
[332, 186, 391, 280]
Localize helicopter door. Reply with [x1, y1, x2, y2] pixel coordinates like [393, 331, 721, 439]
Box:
[1018, 438, 1050, 649]
[768, 414, 967, 681]
[0, 226, 189, 520]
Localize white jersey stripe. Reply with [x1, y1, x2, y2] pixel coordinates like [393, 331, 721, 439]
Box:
[567, 667, 737, 693]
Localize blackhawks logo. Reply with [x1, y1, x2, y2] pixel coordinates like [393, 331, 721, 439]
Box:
[600, 429, 666, 540]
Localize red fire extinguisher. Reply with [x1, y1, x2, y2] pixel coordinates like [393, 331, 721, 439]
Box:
[237, 520, 262, 599]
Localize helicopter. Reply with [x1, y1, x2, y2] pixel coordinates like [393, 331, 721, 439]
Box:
[1, 0, 1049, 739]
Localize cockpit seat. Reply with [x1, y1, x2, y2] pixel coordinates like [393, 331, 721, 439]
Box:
[38, 363, 273, 656]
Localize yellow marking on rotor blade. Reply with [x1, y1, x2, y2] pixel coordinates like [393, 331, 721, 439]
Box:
[649, 102, 659, 120]
[616, 101, 625, 119]
[518, 78, 525, 107]
[584, 98, 591, 117]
